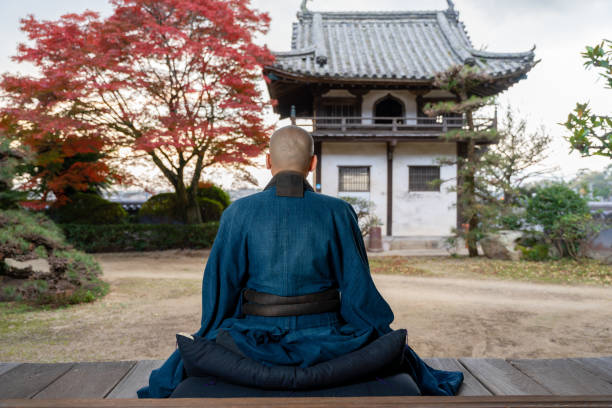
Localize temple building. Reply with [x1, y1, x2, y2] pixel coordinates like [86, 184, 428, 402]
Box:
[263, 0, 537, 249]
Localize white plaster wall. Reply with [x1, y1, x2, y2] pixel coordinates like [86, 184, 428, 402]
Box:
[392, 142, 457, 236]
[321, 142, 388, 234]
[307, 171, 315, 189]
[361, 90, 417, 125]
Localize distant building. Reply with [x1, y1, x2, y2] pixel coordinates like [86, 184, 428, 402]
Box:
[589, 202, 612, 221]
[263, 0, 536, 248]
[228, 188, 261, 201]
[104, 190, 153, 214]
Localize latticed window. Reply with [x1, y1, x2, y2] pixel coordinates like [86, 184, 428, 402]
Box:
[338, 166, 370, 192]
[319, 103, 357, 126]
[323, 103, 355, 118]
[409, 166, 440, 192]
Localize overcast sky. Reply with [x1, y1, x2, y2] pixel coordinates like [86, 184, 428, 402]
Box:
[1, 0, 610, 190]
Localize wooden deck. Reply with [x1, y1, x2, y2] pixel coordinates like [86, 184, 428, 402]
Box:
[1, 357, 612, 407]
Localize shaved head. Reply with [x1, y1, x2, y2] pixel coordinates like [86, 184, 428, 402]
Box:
[269, 125, 314, 173]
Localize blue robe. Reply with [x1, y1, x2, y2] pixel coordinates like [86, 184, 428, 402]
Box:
[137, 171, 463, 398]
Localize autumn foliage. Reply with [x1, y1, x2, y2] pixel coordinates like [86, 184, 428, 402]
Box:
[0, 74, 119, 209]
[1, 0, 275, 221]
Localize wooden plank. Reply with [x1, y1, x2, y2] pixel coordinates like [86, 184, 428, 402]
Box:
[459, 358, 551, 396]
[510, 357, 612, 395]
[0, 363, 21, 377]
[571, 357, 612, 384]
[423, 357, 491, 396]
[33, 361, 136, 399]
[0, 363, 74, 399]
[2, 395, 612, 408]
[106, 360, 164, 399]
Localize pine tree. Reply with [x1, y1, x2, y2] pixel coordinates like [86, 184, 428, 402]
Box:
[424, 65, 499, 256]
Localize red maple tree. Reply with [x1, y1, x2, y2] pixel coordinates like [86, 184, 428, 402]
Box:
[0, 108, 125, 209]
[1, 0, 275, 221]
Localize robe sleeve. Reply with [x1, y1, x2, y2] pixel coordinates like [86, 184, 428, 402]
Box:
[333, 201, 394, 337]
[333, 202, 465, 396]
[137, 205, 248, 398]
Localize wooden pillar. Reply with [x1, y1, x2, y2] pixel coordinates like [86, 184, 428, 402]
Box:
[311, 85, 328, 131]
[414, 94, 424, 128]
[386, 140, 396, 236]
[314, 141, 322, 192]
[348, 88, 366, 119]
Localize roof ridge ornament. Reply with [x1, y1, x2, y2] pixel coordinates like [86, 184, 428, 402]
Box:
[436, 11, 472, 62]
[446, 0, 459, 23]
[266, 4, 537, 94]
[312, 12, 328, 67]
[300, 0, 311, 14]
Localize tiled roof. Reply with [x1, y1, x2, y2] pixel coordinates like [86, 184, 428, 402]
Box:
[268, 3, 536, 82]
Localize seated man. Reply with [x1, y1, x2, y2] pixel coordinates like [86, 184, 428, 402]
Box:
[137, 125, 463, 398]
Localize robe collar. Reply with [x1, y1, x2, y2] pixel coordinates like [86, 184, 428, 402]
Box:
[263, 170, 314, 197]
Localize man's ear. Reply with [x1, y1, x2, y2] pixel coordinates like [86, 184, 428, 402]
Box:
[308, 154, 317, 173]
[265, 153, 272, 169]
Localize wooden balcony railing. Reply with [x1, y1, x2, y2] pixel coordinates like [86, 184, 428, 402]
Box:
[290, 116, 497, 133]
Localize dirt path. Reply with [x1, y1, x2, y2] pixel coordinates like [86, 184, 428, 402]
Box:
[97, 249, 612, 359]
[378, 274, 612, 358]
[1, 249, 610, 362]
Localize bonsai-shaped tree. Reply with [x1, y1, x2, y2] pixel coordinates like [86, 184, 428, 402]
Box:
[424, 64, 499, 257]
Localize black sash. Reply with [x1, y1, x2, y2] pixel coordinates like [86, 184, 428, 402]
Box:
[242, 288, 340, 317]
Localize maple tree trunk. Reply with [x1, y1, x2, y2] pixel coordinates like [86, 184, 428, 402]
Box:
[175, 178, 202, 224]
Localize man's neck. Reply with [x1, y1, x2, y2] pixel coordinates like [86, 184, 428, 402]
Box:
[270, 168, 307, 177]
[264, 169, 313, 197]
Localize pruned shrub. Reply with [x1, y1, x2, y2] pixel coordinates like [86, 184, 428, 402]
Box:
[499, 212, 524, 231]
[526, 184, 589, 232]
[549, 213, 601, 260]
[47, 192, 127, 225]
[139, 190, 227, 223]
[0, 209, 68, 256]
[138, 192, 179, 223]
[0, 209, 108, 306]
[524, 183, 598, 259]
[198, 197, 224, 222]
[197, 182, 231, 209]
[340, 196, 382, 237]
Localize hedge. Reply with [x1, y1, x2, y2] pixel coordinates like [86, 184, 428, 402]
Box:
[47, 192, 128, 224]
[58, 222, 220, 253]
